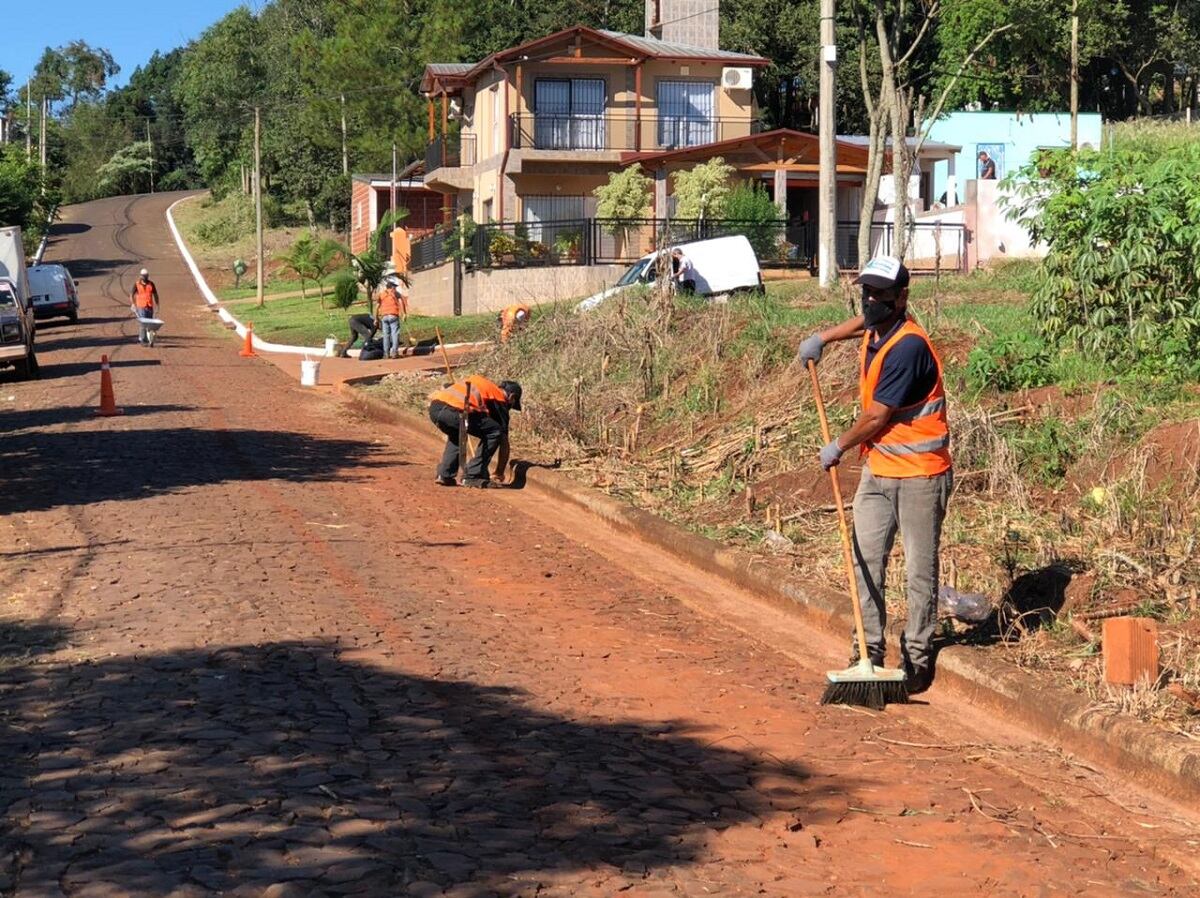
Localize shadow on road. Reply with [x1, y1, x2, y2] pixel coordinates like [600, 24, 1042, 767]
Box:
[0, 427, 383, 515]
[0, 405, 200, 430]
[1, 633, 818, 895]
[66, 257, 136, 279]
[28, 358, 163, 381]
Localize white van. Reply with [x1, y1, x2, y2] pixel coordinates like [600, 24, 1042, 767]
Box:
[28, 264, 80, 322]
[578, 234, 762, 311]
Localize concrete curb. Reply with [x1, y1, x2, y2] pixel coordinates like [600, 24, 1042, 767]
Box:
[32, 205, 58, 265]
[166, 195, 490, 358]
[339, 378, 1200, 808]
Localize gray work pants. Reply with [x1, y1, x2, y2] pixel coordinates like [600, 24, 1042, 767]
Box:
[850, 465, 953, 675]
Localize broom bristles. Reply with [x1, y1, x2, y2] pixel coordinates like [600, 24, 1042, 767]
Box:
[820, 678, 908, 710]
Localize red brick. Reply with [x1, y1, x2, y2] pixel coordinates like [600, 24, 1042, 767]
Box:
[1103, 616, 1159, 685]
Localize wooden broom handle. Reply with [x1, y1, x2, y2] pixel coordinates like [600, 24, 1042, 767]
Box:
[807, 360, 872, 666]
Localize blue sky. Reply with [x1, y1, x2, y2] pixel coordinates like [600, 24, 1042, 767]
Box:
[7, 0, 254, 91]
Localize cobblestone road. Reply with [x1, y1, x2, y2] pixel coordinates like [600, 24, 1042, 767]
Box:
[0, 194, 1196, 897]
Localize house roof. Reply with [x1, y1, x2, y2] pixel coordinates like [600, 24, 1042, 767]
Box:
[622, 128, 874, 170]
[838, 135, 962, 156]
[596, 30, 769, 65]
[351, 172, 430, 190]
[422, 25, 770, 93]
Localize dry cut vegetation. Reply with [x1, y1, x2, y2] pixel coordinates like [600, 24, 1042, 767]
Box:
[370, 265, 1200, 738]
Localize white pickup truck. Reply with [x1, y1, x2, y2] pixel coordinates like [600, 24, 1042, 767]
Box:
[0, 226, 40, 379]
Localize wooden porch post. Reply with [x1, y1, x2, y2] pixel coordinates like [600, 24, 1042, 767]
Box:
[774, 143, 787, 216]
[427, 96, 435, 141]
[515, 64, 523, 121]
[635, 62, 644, 151]
[440, 92, 449, 167]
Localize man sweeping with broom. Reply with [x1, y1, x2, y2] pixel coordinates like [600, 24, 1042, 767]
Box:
[797, 257, 952, 704]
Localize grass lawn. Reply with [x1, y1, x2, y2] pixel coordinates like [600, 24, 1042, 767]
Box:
[235, 293, 498, 347]
[219, 279, 326, 302]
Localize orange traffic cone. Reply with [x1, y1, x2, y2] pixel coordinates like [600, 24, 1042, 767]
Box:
[239, 322, 257, 358]
[94, 354, 124, 417]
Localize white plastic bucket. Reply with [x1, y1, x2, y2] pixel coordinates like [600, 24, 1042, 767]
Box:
[324, 335, 337, 357]
[300, 359, 320, 387]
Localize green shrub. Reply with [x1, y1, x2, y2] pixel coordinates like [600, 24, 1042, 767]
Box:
[1003, 138, 1200, 376]
[722, 182, 783, 261]
[331, 270, 359, 309]
[965, 333, 1054, 393]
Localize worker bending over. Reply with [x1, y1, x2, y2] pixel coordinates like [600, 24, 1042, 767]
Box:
[797, 257, 952, 694]
[498, 304, 530, 344]
[428, 375, 523, 488]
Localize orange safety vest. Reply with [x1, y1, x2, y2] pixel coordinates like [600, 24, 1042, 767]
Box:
[429, 375, 508, 413]
[499, 304, 530, 343]
[377, 286, 404, 318]
[859, 320, 951, 478]
[133, 279, 155, 309]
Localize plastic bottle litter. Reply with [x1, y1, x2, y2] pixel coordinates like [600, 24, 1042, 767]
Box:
[938, 585, 993, 623]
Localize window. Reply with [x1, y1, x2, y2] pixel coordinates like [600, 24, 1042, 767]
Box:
[481, 198, 493, 222]
[522, 194, 591, 243]
[533, 79, 605, 150]
[658, 81, 715, 148]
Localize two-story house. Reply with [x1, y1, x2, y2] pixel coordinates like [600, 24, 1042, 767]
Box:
[420, 1, 771, 229]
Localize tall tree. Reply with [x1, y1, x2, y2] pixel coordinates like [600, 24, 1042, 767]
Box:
[177, 8, 267, 186]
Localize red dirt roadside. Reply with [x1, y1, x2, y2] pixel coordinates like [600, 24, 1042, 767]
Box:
[0, 192, 1196, 896]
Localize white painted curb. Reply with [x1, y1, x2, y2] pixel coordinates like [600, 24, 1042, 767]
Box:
[166, 196, 319, 355]
[165, 195, 490, 359]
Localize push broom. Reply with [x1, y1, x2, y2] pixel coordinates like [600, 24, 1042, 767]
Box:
[807, 360, 908, 710]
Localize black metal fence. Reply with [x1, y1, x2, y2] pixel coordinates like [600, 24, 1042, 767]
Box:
[409, 216, 968, 274]
[509, 114, 762, 153]
[424, 133, 477, 171]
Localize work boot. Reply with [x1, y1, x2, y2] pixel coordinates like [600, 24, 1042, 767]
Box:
[461, 478, 497, 489]
[434, 475, 457, 486]
[906, 666, 933, 695]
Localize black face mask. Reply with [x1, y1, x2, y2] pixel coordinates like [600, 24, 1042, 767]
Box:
[862, 293, 898, 328]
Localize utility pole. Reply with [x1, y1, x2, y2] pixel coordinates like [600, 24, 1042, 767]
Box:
[254, 106, 265, 309]
[340, 94, 349, 176]
[146, 121, 156, 194]
[25, 81, 31, 160]
[391, 141, 398, 256]
[818, 0, 838, 288]
[1069, 0, 1080, 150]
[39, 97, 48, 192]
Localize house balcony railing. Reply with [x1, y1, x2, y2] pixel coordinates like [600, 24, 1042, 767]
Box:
[509, 114, 762, 152]
[408, 217, 968, 275]
[425, 133, 477, 171]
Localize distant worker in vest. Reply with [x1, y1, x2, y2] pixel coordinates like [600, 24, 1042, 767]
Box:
[130, 268, 159, 346]
[796, 257, 952, 694]
[428, 375, 523, 488]
[378, 275, 409, 359]
[498, 303, 530, 344]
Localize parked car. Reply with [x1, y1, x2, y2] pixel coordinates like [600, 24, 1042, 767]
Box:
[0, 226, 38, 380]
[578, 235, 764, 311]
[28, 263, 79, 322]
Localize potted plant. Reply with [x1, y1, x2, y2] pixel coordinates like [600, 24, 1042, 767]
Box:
[488, 231, 519, 265]
[553, 230, 582, 261]
[529, 241, 550, 262]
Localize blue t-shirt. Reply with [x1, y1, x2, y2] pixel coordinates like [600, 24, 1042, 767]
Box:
[864, 318, 938, 409]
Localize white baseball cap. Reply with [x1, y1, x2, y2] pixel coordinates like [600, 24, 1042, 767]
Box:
[139, 268, 149, 276]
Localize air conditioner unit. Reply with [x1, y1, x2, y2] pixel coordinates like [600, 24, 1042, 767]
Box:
[722, 67, 753, 90]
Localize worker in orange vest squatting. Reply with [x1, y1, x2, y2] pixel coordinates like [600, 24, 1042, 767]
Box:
[498, 303, 530, 344]
[795, 257, 952, 694]
[428, 375, 523, 488]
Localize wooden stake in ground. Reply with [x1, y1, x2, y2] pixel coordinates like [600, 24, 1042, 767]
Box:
[435, 327, 453, 377]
